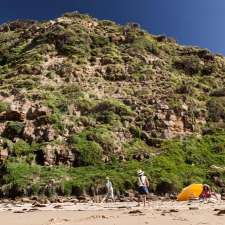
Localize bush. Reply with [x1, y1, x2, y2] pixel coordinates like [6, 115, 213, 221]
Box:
[63, 12, 90, 19]
[5, 121, 24, 136]
[70, 133, 103, 166]
[0, 101, 10, 113]
[104, 64, 127, 81]
[13, 139, 32, 156]
[96, 111, 121, 125]
[124, 139, 153, 160]
[130, 37, 159, 55]
[14, 79, 37, 90]
[70, 126, 119, 165]
[207, 97, 225, 122]
[91, 35, 110, 48]
[100, 44, 123, 65]
[210, 89, 225, 97]
[173, 56, 203, 75]
[48, 113, 64, 131]
[62, 84, 83, 99]
[75, 97, 96, 114]
[85, 126, 117, 153]
[94, 99, 134, 117]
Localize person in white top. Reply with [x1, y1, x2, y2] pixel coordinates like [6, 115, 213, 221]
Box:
[137, 169, 149, 206]
[101, 177, 115, 203]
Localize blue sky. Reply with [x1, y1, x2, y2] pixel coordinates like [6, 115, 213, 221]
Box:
[1, 0, 225, 55]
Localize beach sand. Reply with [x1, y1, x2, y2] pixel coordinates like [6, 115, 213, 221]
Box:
[1, 200, 225, 225]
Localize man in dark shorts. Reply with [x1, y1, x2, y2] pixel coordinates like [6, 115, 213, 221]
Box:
[137, 169, 149, 206]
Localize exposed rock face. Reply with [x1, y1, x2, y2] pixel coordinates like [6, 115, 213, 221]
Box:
[26, 105, 50, 120]
[0, 149, 8, 161]
[38, 144, 74, 166]
[0, 111, 24, 122]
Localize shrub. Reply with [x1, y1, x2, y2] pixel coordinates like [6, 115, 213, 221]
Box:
[70, 126, 117, 164]
[210, 89, 225, 97]
[5, 121, 24, 136]
[173, 56, 203, 75]
[75, 97, 96, 114]
[0, 101, 10, 113]
[104, 64, 127, 81]
[70, 133, 103, 166]
[130, 37, 159, 55]
[124, 139, 153, 160]
[61, 84, 83, 98]
[13, 139, 32, 156]
[129, 126, 142, 138]
[96, 111, 121, 124]
[91, 35, 110, 48]
[94, 99, 134, 117]
[100, 44, 123, 65]
[48, 113, 64, 131]
[43, 92, 66, 111]
[14, 79, 36, 90]
[85, 126, 117, 153]
[207, 97, 225, 122]
[63, 12, 90, 19]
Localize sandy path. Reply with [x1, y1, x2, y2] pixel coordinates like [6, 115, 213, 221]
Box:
[1, 201, 225, 225]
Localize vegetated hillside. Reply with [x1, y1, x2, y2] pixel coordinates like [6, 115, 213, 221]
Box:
[0, 12, 225, 198]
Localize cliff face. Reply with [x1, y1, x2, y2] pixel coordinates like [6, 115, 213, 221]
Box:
[0, 12, 225, 197]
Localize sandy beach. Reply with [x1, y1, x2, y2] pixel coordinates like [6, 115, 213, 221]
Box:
[1, 200, 225, 225]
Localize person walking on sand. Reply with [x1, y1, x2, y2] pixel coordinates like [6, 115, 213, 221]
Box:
[137, 169, 149, 207]
[101, 177, 115, 203]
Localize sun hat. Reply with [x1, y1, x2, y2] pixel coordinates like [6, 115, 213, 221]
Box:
[106, 176, 109, 179]
[137, 169, 144, 176]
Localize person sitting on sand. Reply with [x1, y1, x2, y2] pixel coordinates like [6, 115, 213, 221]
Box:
[199, 184, 218, 201]
[137, 169, 149, 207]
[101, 177, 115, 203]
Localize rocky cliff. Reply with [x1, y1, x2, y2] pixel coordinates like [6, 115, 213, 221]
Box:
[0, 12, 225, 198]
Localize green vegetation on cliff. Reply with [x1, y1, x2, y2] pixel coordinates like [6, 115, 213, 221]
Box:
[0, 12, 225, 198]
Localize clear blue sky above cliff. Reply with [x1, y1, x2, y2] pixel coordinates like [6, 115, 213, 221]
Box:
[1, 0, 225, 55]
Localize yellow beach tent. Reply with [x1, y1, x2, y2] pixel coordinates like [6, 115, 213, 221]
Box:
[177, 184, 203, 201]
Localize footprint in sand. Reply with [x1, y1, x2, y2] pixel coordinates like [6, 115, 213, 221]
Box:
[44, 218, 70, 225]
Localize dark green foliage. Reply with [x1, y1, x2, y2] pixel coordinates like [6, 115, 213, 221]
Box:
[69, 126, 118, 165]
[13, 139, 32, 156]
[130, 36, 159, 55]
[210, 89, 225, 97]
[94, 99, 134, 117]
[100, 44, 123, 65]
[61, 84, 83, 98]
[0, 101, 10, 113]
[174, 56, 203, 75]
[13, 79, 37, 90]
[97, 111, 121, 124]
[70, 132, 103, 166]
[5, 121, 24, 136]
[124, 139, 153, 160]
[91, 35, 110, 48]
[75, 98, 96, 114]
[63, 12, 90, 19]
[48, 113, 64, 131]
[129, 125, 142, 138]
[85, 126, 117, 153]
[104, 64, 127, 81]
[207, 97, 225, 122]
[49, 28, 90, 59]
